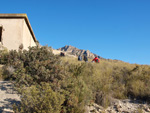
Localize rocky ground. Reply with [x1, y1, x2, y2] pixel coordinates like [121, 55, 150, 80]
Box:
[85, 99, 150, 113]
[0, 81, 20, 113]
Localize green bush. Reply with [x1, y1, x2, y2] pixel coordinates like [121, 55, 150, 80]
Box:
[0, 65, 4, 80]
[0, 48, 9, 64]
[14, 83, 64, 113]
[126, 65, 150, 101]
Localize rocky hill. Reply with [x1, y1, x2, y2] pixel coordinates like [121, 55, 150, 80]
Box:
[58, 45, 102, 59]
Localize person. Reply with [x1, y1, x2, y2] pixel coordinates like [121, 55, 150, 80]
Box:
[78, 55, 82, 61]
[92, 56, 99, 63]
[83, 55, 88, 62]
[60, 52, 65, 56]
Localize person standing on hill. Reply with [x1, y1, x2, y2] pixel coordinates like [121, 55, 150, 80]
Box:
[83, 55, 88, 62]
[92, 56, 100, 63]
[78, 55, 82, 61]
[60, 52, 65, 56]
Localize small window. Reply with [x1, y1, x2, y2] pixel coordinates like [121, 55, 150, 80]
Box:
[0, 27, 2, 42]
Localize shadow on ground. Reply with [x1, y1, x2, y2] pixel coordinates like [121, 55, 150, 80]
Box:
[0, 81, 17, 94]
[0, 98, 20, 113]
[0, 81, 20, 113]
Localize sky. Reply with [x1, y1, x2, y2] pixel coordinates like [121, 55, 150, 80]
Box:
[0, 0, 150, 65]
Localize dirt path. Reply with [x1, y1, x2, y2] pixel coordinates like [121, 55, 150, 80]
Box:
[0, 81, 20, 113]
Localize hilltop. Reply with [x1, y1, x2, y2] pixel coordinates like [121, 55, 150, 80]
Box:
[56, 45, 124, 64]
[58, 45, 102, 59]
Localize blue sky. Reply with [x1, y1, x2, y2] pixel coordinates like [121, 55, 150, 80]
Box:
[0, 0, 150, 65]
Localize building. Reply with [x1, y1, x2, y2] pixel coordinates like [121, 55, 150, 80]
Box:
[0, 14, 37, 50]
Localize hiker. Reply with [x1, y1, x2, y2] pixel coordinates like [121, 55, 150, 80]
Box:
[83, 55, 88, 62]
[92, 56, 99, 63]
[60, 52, 65, 57]
[78, 55, 82, 61]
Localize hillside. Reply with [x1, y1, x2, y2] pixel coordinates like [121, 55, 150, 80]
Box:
[0, 46, 150, 113]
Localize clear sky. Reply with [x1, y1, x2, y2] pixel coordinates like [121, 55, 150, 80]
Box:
[0, 0, 150, 65]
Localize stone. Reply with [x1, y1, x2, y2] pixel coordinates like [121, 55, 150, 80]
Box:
[58, 45, 102, 59]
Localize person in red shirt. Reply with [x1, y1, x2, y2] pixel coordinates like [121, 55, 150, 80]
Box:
[92, 56, 100, 63]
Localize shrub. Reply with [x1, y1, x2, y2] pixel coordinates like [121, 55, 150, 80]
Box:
[0, 48, 9, 64]
[10, 46, 92, 112]
[2, 65, 15, 80]
[0, 65, 3, 80]
[0, 45, 150, 112]
[14, 83, 64, 113]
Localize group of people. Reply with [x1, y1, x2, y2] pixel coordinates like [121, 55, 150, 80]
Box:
[60, 52, 65, 56]
[78, 55, 88, 62]
[60, 52, 100, 63]
[78, 55, 100, 63]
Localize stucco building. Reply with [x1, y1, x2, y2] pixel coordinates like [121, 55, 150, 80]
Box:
[0, 14, 37, 50]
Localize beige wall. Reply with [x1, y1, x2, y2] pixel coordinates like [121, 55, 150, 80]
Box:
[0, 19, 23, 50]
[22, 19, 36, 50]
[0, 18, 36, 50]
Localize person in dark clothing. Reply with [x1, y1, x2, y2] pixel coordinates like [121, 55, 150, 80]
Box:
[78, 55, 82, 61]
[60, 52, 65, 56]
[83, 55, 88, 62]
[92, 56, 99, 63]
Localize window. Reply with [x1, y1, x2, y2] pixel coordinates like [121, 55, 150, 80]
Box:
[0, 27, 2, 42]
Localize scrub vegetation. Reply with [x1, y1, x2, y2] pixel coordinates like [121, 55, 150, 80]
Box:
[0, 46, 150, 113]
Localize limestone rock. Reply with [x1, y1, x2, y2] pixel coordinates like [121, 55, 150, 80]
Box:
[58, 45, 102, 59]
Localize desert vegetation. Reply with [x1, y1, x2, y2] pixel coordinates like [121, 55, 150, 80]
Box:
[0, 46, 150, 113]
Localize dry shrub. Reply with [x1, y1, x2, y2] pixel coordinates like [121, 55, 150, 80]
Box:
[14, 83, 64, 113]
[0, 45, 150, 112]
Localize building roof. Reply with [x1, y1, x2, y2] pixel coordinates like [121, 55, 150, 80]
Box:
[0, 14, 37, 42]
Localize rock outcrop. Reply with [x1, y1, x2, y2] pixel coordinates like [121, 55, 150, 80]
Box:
[58, 45, 102, 59]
